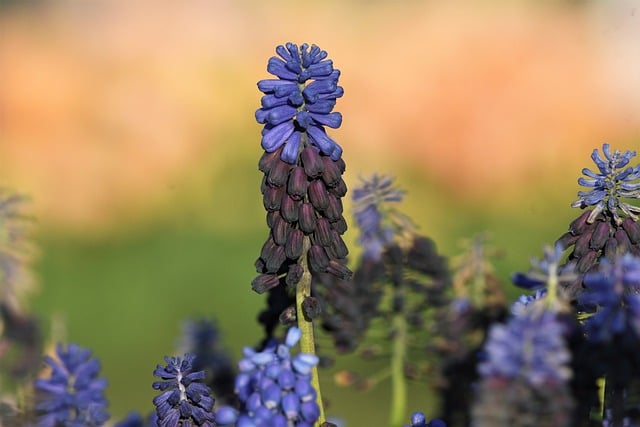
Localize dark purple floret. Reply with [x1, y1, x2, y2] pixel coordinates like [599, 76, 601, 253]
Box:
[33, 343, 109, 427]
[257, 43, 343, 163]
[152, 353, 215, 427]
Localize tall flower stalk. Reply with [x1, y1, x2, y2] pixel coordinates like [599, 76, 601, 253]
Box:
[253, 42, 352, 425]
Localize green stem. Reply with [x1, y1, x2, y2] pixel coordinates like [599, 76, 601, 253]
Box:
[296, 236, 326, 426]
[390, 311, 408, 427]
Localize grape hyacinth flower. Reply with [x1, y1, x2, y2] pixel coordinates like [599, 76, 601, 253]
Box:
[179, 318, 235, 403]
[152, 353, 215, 427]
[473, 309, 574, 427]
[511, 244, 577, 307]
[479, 310, 572, 389]
[33, 343, 109, 427]
[253, 42, 351, 302]
[255, 43, 343, 163]
[555, 144, 640, 301]
[571, 143, 640, 225]
[215, 327, 320, 427]
[579, 253, 640, 343]
[352, 175, 412, 262]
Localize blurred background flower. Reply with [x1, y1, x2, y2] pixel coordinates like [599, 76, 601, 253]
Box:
[1, 0, 639, 424]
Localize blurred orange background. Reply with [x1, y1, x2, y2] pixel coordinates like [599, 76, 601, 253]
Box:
[2, 0, 638, 232]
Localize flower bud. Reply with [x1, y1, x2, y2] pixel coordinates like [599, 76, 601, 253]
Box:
[308, 180, 329, 210]
[569, 210, 592, 235]
[331, 218, 348, 234]
[260, 237, 278, 260]
[258, 147, 282, 174]
[556, 232, 579, 250]
[252, 274, 280, 294]
[325, 260, 353, 281]
[302, 296, 322, 320]
[263, 186, 285, 212]
[281, 195, 300, 223]
[267, 211, 281, 228]
[328, 179, 347, 197]
[308, 244, 329, 272]
[328, 231, 349, 259]
[576, 249, 597, 273]
[273, 216, 291, 246]
[298, 203, 317, 234]
[615, 229, 632, 252]
[265, 244, 287, 273]
[323, 194, 343, 221]
[285, 229, 304, 259]
[604, 237, 618, 258]
[314, 218, 333, 247]
[321, 157, 342, 187]
[622, 217, 640, 244]
[268, 160, 291, 187]
[590, 221, 611, 250]
[286, 264, 304, 288]
[573, 231, 593, 258]
[300, 146, 325, 178]
[287, 167, 308, 201]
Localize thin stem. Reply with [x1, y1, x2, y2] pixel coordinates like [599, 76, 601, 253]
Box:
[296, 236, 326, 426]
[390, 310, 408, 427]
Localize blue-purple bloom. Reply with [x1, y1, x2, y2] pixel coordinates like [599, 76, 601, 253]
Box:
[403, 411, 446, 427]
[579, 253, 640, 342]
[478, 311, 572, 386]
[352, 175, 411, 261]
[256, 42, 343, 164]
[33, 343, 109, 427]
[511, 244, 576, 292]
[571, 143, 640, 225]
[215, 327, 320, 427]
[152, 353, 215, 427]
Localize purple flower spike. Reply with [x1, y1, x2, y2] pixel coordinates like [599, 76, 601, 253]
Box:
[257, 43, 344, 164]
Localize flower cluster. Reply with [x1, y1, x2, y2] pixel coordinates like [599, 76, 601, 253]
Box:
[256, 42, 343, 163]
[152, 353, 216, 427]
[352, 175, 409, 262]
[554, 144, 640, 303]
[579, 253, 640, 342]
[215, 327, 321, 426]
[571, 143, 640, 225]
[33, 343, 109, 427]
[253, 43, 352, 342]
[478, 309, 572, 385]
[179, 318, 235, 403]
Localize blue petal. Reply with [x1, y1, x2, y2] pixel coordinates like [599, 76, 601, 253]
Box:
[310, 112, 342, 129]
[280, 131, 301, 164]
[267, 57, 298, 80]
[261, 122, 294, 152]
[307, 125, 336, 155]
